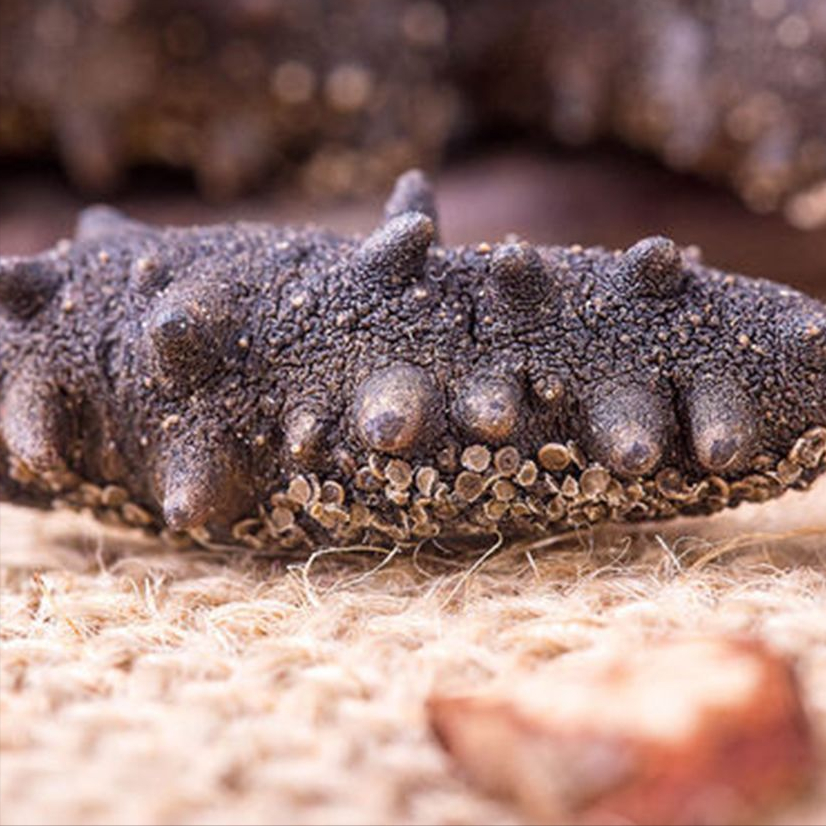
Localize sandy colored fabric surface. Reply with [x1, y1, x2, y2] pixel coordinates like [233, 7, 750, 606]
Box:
[1, 482, 826, 825]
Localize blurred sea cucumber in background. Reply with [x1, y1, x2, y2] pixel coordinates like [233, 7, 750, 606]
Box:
[1, 0, 825, 227]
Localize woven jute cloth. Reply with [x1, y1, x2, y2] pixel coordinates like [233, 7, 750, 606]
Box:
[1, 481, 825, 825]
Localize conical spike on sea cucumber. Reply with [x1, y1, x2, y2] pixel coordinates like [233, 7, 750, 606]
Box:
[354, 364, 442, 455]
[75, 205, 152, 241]
[146, 304, 219, 381]
[454, 376, 522, 445]
[614, 236, 685, 298]
[0, 371, 68, 474]
[489, 243, 552, 310]
[383, 169, 440, 239]
[352, 212, 434, 290]
[584, 382, 671, 477]
[686, 378, 756, 473]
[160, 438, 250, 532]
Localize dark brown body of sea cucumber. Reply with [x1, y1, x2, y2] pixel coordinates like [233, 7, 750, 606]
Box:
[1, 0, 824, 226]
[1, 171, 825, 551]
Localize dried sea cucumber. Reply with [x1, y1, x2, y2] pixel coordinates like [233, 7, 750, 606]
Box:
[0, 0, 454, 198]
[1, 171, 825, 551]
[1, 0, 825, 225]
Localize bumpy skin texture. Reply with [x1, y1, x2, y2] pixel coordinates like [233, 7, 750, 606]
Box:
[1, 172, 825, 551]
[1, 0, 824, 224]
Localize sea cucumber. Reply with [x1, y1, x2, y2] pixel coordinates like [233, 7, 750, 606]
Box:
[0, 0, 824, 225]
[1, 171, 824, 550]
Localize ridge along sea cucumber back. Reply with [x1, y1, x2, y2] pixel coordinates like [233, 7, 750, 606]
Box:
[1, 172, 825, 551]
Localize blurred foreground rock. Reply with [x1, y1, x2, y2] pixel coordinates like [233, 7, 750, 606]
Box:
[429, 637, 817, 825]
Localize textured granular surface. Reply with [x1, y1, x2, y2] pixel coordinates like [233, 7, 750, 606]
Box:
[1, 480, 825, 825]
